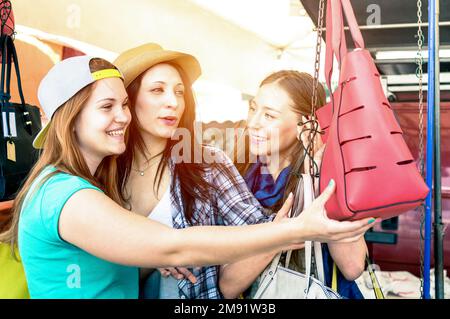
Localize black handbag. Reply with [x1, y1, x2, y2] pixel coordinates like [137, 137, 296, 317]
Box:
[0, 35, 41, 200]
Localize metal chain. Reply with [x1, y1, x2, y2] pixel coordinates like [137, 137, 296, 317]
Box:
[415, 0, 425, 299]
[417, 0, 425, 174]
[311, 0, 326, 117]
[309, 0, 326, 178]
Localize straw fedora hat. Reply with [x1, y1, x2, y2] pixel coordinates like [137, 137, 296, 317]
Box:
[114, 43, 201, 88]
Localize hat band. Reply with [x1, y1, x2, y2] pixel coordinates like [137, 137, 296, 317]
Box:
[91, 69, 123, 81]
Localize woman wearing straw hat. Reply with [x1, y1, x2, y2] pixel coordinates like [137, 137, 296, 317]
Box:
[113, 44, 376, 299]
[0, 56, 376, 299]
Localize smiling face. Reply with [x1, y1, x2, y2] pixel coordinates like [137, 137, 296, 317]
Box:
[74, 77, 131, 164]
[247, 81, 300, 158]
[133, 63, 186, 144]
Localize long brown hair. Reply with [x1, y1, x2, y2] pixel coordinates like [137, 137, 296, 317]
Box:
[118, 62, 225, 224]
[0, 58, 124, 251]
[237, 70, 326, 212]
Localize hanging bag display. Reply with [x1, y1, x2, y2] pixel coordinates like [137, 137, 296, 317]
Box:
[315, 0, 428, 221]
[254, 174, 341, 299]
[0, 35, 41, 200]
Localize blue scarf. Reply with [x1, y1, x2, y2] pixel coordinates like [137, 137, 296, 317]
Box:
[244, 160, 291, 208]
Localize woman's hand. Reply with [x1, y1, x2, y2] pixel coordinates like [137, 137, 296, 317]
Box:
[293, 180, 378, 243]
[158, 267, 198, 284]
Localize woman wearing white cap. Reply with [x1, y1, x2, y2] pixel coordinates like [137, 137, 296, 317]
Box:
[0, 56, 376, 299]
[113, 44, 377, 299]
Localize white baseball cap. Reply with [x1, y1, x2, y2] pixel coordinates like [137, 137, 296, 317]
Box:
[33, 55, 123, 149]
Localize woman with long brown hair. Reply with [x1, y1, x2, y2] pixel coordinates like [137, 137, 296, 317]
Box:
[219, 70, 368, 299]
[114, 45, 375, 299]
[0, 56, 375, 299]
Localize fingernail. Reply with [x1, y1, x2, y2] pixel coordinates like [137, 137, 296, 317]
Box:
[368, 218, 376, 224]
[328, 179, 335, 187]
[289, 192, 293, 198]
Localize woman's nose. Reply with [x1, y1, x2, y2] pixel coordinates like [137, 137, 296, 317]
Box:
[115, 106, 131, 124]
[165, 92, 179, 109]
[247, 111, 262, 129]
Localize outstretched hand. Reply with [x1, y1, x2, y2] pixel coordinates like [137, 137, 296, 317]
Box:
[295, 180, 378, 243]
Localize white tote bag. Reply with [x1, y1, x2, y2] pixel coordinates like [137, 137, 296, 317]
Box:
[254, 174, 342, 299]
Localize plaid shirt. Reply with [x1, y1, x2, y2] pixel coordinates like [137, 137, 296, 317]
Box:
[168, 147, 272, 299]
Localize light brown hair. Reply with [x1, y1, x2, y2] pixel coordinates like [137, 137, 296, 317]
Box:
[237, 70, 326, 212]
[0, 58, 124, 254]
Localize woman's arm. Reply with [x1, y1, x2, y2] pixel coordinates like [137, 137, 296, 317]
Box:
[218, 201, 304, 299]
[59, 189, 293, 268]
[219, 252, 276, 299]
[58, 181, 376, 269]
[327, 238, 368, 281]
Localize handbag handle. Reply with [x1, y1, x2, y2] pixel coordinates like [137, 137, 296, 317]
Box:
[284, 174, 304, 267]
[300, 174, 314, 282]
[0, 35, 33, 136]
[1, 34, 13, 138]
[340, 0, 365, 50]
[2, 35, 27, 108]
[258, 174, 327, 299]
[325, 0, 345, 93]
[0, 35, 10, 106]
[4, 35, 27, 108]
[302, 175, 325, 290]
[284, 175, 325, 275]
[325, 0, 347, 73]
[286, 174, 326, 297]
[325, 0, 365, 95]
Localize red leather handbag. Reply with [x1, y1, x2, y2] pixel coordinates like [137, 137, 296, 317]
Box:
[316, 0, 429, 221]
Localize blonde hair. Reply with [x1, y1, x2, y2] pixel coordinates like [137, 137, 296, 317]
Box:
[0, 58, 124, 255]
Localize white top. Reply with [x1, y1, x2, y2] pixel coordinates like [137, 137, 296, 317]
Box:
[147, 186, 173, 227]
[146, 186, 179, 299]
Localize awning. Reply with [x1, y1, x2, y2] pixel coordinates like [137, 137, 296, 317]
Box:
[300, 0, 450, 50]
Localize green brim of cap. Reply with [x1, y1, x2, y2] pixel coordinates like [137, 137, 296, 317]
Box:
[32, 122, 50, 149]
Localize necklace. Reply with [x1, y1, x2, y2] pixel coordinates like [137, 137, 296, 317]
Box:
[132, 158, 160, 176]
[133, 166, 150, 176]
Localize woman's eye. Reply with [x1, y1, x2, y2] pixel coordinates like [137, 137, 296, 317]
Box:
[264, 113, 275, 120]
[151, 88, 163, 93]
[249, 106, 256, 112]
[175, 90, 185, 96]
[122, 102, 129, 109]
[101, 104, 113, 110]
